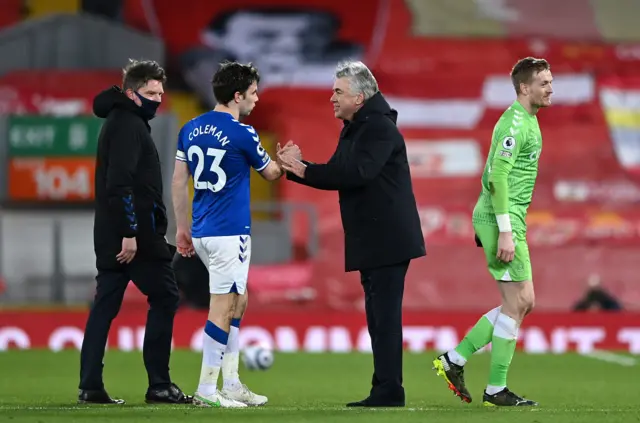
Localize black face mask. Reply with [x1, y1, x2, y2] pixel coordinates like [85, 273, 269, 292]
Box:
[135, 92, 161, 120]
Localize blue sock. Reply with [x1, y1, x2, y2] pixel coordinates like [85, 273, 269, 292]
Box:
[205, 320, 229, 346]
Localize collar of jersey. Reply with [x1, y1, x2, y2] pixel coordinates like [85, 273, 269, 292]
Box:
[511, 100, 535, 117]
[210, 110, 234, 119]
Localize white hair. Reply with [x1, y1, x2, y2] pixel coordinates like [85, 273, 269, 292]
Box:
[335, 60, 379, 100]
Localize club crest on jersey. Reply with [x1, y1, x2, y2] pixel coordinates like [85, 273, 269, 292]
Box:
[502, 136, 516, 150]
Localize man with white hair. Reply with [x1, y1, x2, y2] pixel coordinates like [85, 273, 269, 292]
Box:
[278, 61, 426, 407]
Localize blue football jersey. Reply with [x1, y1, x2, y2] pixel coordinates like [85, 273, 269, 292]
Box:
[176, 111, 271, 237]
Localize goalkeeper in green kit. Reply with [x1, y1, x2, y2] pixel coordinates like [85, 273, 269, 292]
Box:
[433, 58, 553, 407]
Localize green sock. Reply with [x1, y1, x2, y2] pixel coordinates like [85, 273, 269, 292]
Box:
[453, 306, 500, 361]
[488, 313, 518, 387]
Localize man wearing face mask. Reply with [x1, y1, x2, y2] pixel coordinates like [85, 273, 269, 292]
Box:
[79, 59, 191, 405]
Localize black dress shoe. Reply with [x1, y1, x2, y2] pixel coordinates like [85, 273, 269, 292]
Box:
[346, 397, 405, 407]
[346, 399, 369, 407]
[78, 389, 125, 405]
[145, 383, 193, 404]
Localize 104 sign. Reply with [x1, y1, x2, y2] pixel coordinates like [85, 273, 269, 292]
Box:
[8, 158, 95, 201]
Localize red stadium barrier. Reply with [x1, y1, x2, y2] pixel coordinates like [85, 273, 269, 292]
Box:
[0, 309, 639, 353]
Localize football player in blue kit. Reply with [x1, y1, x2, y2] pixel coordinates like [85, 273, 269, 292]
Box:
[172, 62, 285, 408]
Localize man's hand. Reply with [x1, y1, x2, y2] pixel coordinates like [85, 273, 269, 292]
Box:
[279, 154, 306, 178]
[117, 237, 137, 264]
[277, 140, 306, 178]
[497, 232, 515, 262]
[176, 228, 195, 257]
[276, 140, 302, 163]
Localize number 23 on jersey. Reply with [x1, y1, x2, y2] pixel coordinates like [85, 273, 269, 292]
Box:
[188, 145, 227, 192]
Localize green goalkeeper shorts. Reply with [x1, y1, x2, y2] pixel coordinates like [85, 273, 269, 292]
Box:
[473, 223, 532, 282]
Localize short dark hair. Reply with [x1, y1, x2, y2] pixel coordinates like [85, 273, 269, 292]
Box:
[510, 57, 550, 94]
[122, 59, 167, 92]
[212, 61, 260, 106]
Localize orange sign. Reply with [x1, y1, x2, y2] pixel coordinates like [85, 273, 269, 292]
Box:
[8, 157, 95, 201]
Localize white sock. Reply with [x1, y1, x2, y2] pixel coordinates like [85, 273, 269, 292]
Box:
[222, 320, 242, 391]
[486, 385, 506, 395]
[197, 322, 228, 396]
[493, 313, 518, 341]
[447, 349, 467, 366]
[447, 306, 501, 366]
[484, 306, 502, 325]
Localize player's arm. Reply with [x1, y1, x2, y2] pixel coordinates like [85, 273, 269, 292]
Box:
[489, 130, 524, 233]
[304, 122, 395, 190]
[171, 129, 195, 256]
[259, 160, 283, 181]
[240, 126, 283, 181]
[106, 124, 141, 239]
[171, 160, 191, 235]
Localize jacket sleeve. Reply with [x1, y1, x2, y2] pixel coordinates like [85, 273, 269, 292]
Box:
[286, 160, 340, 190]
[304, 121, 395, 190]
[106, 123, 142, 238]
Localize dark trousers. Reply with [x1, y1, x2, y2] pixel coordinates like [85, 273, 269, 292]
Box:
[360, 260, 409, 401]
[79, 259, 179, 390]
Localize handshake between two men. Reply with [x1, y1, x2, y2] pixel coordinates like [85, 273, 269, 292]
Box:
[275, 141, 305, 179]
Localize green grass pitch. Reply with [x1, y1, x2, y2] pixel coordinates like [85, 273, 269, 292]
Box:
[1, 350, 639, 422]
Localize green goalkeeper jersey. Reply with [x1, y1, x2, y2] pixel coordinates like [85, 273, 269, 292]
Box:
[472, 100, 543, 231]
